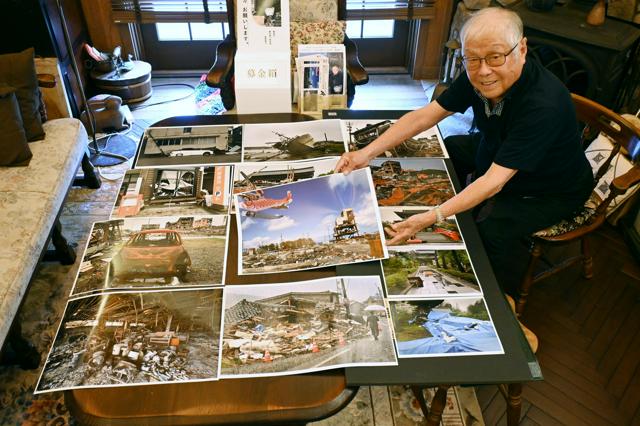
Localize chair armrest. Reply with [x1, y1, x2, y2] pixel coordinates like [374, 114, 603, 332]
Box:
[206, 35, 236, 88]
[612, 166, 640, 193]
[344, 35, 368, 86]
[37, 73, 56, 89]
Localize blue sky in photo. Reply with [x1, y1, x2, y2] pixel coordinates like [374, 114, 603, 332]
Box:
[238, 169, 381, 249]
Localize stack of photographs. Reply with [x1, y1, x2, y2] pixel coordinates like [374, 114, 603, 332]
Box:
[35, 115, 506, 393]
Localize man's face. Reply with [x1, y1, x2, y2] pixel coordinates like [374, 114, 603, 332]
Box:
[463, 34, 527, 104]
[332, 66, 340, 75]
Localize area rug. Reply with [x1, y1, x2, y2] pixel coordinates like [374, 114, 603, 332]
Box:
[194, 74, 226, 115]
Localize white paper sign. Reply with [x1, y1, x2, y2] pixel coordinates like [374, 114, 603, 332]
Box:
[235, 51, 291, 113]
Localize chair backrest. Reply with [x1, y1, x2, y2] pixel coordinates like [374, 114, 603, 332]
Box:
[573, 93, 640, 216]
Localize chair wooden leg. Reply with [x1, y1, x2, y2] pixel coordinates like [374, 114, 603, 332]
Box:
[581, 236, 593, 279]
[506, 383, 523, 426]
[411, 385, 450, 426]
[74, 152, 102, 189]
[50, 219, 76, 265]
[517, 242, 542, 316]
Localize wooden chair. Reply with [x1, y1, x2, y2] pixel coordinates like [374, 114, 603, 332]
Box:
[516, 93, 640, 315]
[205, 0, 368, 110]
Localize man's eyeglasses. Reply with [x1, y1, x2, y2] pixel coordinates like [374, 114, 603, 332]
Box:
[461, 40, 521, 71]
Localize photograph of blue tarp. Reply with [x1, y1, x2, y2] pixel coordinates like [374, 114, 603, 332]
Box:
[390, 298, 503, 357]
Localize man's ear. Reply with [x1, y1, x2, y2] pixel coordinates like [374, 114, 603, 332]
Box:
[520, 37, 528, 58]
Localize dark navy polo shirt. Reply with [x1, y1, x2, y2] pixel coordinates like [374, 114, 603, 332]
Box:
[437, 58, 593, 198]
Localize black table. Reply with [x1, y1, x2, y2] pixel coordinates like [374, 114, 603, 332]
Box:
[74, 112, 540, 426]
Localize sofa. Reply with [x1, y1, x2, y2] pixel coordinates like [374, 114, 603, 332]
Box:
[0, 70, 101, 368]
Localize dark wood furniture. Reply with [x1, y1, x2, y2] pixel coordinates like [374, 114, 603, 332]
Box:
[66, 112, 539, 426]
[516, 94, 640, 315]
[90, 60, 152, 104]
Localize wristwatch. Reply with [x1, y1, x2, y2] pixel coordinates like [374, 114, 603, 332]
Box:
[434, 206, 445, 223]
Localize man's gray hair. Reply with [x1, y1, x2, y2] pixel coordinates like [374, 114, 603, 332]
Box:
[460, 8, 523, 51]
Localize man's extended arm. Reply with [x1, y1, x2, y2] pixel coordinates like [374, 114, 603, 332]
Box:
[335, 101, 453, 173]
[386, 163, 517, 245]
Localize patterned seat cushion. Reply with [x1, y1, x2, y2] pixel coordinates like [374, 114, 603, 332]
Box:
[532, 206, 597, 238]
[290, 21, 346, 66]
[290, 0, 338, 21]
[0, 118, 87, 346]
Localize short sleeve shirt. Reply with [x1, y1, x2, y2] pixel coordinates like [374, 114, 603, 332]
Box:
[436, 59, 593, 197]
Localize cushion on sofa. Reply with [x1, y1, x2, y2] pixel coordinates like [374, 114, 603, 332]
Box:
[0, 48, 45, 141]
[0, 85, 32, 166]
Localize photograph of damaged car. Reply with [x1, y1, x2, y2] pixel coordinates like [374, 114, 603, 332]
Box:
[70, 215, 228, 295]
[220, 276, 397, 378]
[35, 288, 223, 393]
[235, 168, 387, 274]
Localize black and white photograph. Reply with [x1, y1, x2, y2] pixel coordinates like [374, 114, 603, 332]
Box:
[380, 207, 463, 247]
[342, 119, 447, 158]
[233, 158, 338, 194]
[235, 168, 387, 274]
[220, 276, 397, 378]
[135, 125, 242, 168]
[370, 158, 455, 207]
[389, 298, 502, 358]
[382, 249, 481, 298]
[71, 216, 229, 295]
[112, 166, 232, 218]
[251, 0, 282, 27]
[35, 288, 223, 393]
[241, 119, 346, 162]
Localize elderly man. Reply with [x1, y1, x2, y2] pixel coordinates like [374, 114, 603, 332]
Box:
[335, 8, 594, 294]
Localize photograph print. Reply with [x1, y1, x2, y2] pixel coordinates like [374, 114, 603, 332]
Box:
[134, 125, 242, 169]
[71, 216, 229, 295]
[235, 168, 387, 274]
[380, 207, 463, 248]
[342, 119, 447, 158]
[241, 119, 346, 162]
[112, 166, 232, 218]
[220, 276, 397, 378]
[35, 287, 223, 393]
[370, 158, 455, 207]
[389, 297, 503, 358]
[382, 248, 481, 298]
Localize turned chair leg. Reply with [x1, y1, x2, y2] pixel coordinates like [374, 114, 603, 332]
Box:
[517, 242, 542, 316]
[581, 236, 593, 279]
[74, 152, 102, 189]
[51, 219, 76, 265]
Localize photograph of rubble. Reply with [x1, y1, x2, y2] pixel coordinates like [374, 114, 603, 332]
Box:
[382, 249, 481, 298]
[111, 166, 232, 218]
[380, 207, 463, 248]
[35, 288, 223, 393]
[370, 158, 455, 207]
[241, 119, 346, 162]
[134, 124, 242, 168]
[389, 297, 503, 357]
[71, 216, 229, 295]
[233, 158, 338, 194]
[235, 168, 387, 274]
[342, 119, 447, 158]
[220, 276, 397, 378]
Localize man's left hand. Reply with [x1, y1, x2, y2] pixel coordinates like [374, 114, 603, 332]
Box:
[385, 214, 434, 246]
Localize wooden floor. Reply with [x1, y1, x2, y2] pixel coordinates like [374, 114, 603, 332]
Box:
[477, 225, 640, 425]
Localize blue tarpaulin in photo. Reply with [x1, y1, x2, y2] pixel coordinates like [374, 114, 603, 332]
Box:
[397, 309, 501, 355]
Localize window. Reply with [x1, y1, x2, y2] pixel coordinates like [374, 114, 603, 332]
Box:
[346, 20, 395, 39]
[156, 22, 230, 41]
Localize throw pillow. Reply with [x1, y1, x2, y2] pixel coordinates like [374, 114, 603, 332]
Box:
[0, 85, 33, 166]
[0, 48, 45, 141]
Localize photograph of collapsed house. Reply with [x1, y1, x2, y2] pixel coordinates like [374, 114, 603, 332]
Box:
[380, 207, 463, 247]
[220, 276, 397, 378]
[370, 158, 455, 207]
[35, 288, 223, 393]
[342, 120, 447, 158]
[383, 249, 481, 298]
[235, 168, 387, 274]
[233, 158, 337, 194]
[241, 119, 346, 162]
[389, 297, 503, 357]
[135, 125, 242, 168]
[112, 166, 232, 218]
[71, 216, 229, 295]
